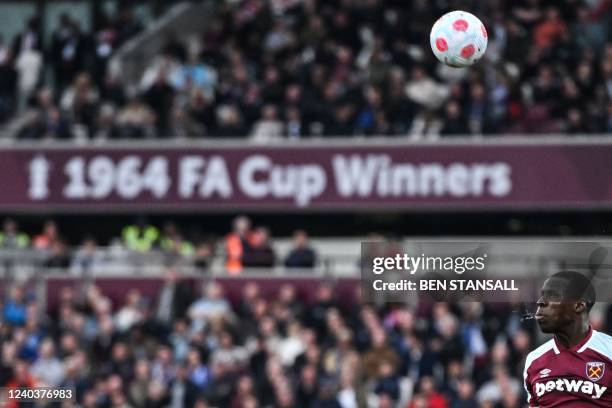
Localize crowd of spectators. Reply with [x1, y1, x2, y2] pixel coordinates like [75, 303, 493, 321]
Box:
[12, 0, 612, 141]
[0, 218, 611, 408]
[3, 3, 144, 133]
[224, 215, 317, 274]
[0, 216, 318, 275]
[0, 219, 73, 270]
[1, 274, 611, 407]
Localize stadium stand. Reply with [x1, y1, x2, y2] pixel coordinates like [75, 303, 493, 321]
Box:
[4, 0, 611, 140]
[1, 264, 611, 407]
[0, 217, 611, 407]
[0, 1, 611, 408]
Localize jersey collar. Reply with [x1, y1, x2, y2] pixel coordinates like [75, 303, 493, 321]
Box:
[553, 325, 593, 354]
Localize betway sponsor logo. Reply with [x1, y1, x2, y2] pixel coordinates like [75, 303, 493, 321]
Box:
[535, 379, 607, 399]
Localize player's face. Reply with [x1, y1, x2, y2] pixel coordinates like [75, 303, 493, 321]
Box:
[535, 278, 576, 333]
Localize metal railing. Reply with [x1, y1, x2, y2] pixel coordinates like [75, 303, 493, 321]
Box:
[109, 0, 216, 87]
[1, 237, 605, 280]
[3, 134, 612, 147]
[0, 247, 359, 282]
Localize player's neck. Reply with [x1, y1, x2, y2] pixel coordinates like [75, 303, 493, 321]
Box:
[554, 320, 590, 349]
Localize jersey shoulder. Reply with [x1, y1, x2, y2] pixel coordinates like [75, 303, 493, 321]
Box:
[580, 330, 612, 361]
[525, 338, 557, 372]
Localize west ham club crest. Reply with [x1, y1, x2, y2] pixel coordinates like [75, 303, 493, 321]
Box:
[586, 362, 606, 382]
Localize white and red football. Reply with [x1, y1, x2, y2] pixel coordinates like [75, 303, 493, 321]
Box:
[430, 10, 488, 68]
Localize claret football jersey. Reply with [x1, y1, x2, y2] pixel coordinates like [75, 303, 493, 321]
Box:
[523, 327, 612, 407]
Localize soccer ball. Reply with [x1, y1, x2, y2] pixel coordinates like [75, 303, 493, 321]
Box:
[430, 10, 488, 68]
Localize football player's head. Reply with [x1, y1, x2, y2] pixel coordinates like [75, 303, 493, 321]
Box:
[535, 271, 595, 333]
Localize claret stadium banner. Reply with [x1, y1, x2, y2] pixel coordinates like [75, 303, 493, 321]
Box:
[3, 141, 612, 212]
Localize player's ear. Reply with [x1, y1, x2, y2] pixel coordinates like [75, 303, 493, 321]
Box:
[575, 300, 587, 314]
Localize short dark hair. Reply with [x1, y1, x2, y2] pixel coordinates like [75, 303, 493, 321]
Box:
[549, 271, 596, 312]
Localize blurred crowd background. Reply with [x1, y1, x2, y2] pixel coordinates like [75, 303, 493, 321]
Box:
[0, 1, 610, 407]
[2, 266, 612, 408]
[4, 0, 611, 141]
[1, 217, 612, 408]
